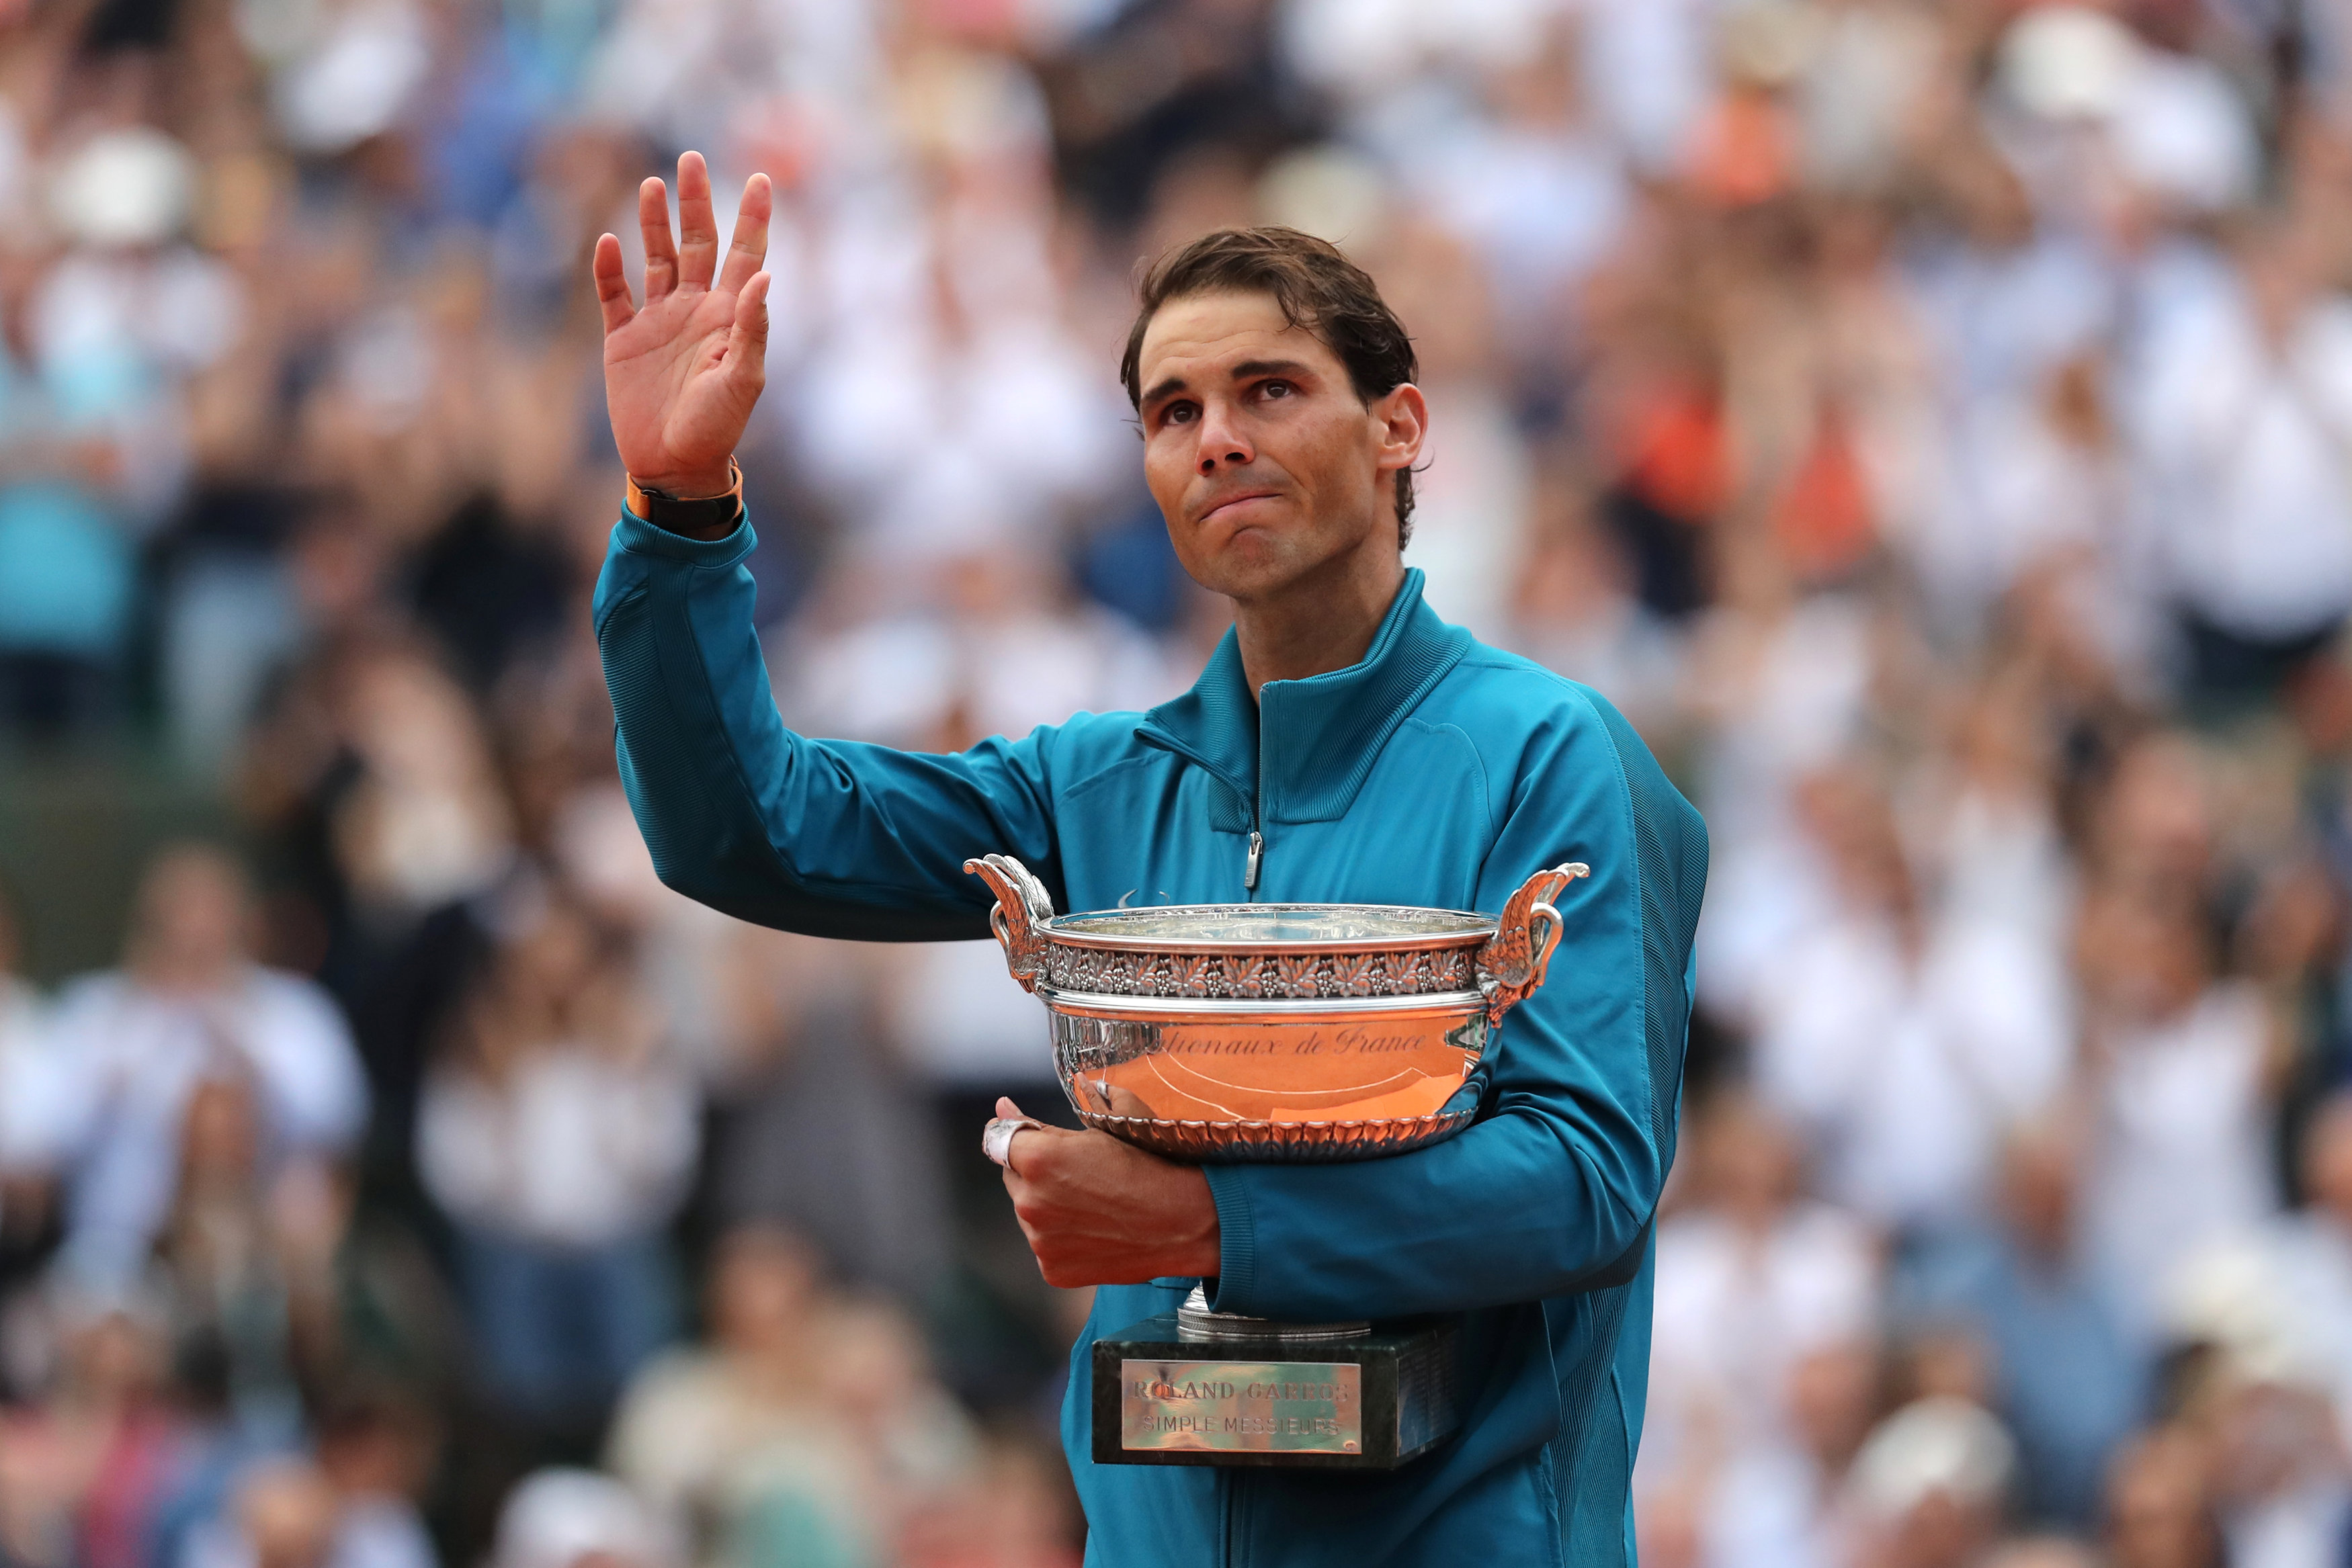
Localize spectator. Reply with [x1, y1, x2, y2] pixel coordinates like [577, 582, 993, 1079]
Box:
[2254, 1089, 2352, 1432]
[1507, 466, 1687, 740]
[1648, 1091, 1881, 1468]
[0, 201, 175, 738]
[1747, 767, 2074, 1237]
[1981, 1538, 2100, 1568]
[1662, 1338, 1884, 1568]
[608, 1226, 980, 1568]
[2105, 1426, 2227, 1568]
[895, 1436, 1082, 1568]
[182, 1460, 340, 1568]
[605, 1225, 835, 1557]
[1843, 1397, 2017, 1568]
[2207, 1373, 2351, 1568]
[0, 882, 54, 1288]
[0, 1282, 182, 1568]
[2074, 887, 2283, 1341]
[314, 1392, 440, 1568]
[802, 1299, 981, 1549]
[151, 1074, 338, 1437]
[181, 1440, 438, 1568]
[13, 846, 368, 1291]
[490, 1469, 682, 1568]
[415, 891, 694, 1428]
[700, 926, 950, 1306]
[1904, 1118, 2149, 1528]
[2131, 216, 2352, 707]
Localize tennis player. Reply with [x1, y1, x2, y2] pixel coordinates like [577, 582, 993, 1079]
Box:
[591, 151, 1706, 1567]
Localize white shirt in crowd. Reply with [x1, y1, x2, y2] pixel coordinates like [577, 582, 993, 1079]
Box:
[417, 1047, 699, 1249]
[1647, 1200, 1881, 1465]
[0, 975, 48, 1177]
[1900, 232, 2119, 621]
[2264, 1209, 2352, 1431]
[2132, 280, 2352, 640]
[10, 965, 368, 1285]
[2082, 982, 2279, 1341]
[2173, 1209, 2352, 1462]
[1749, 914, 2073, 1233]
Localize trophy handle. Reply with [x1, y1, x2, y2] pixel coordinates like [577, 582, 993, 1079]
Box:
[964, 853, 1056, 993]
[1475, 863, 1590, 1025]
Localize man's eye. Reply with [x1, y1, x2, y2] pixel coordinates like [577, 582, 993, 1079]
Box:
[1262, 381, 1292, 399]
[1165, 404, 1195, 425]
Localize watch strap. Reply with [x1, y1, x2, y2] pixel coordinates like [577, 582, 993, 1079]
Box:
[626, 460, 745, 536]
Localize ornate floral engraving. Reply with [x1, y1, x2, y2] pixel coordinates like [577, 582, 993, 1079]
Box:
[1326, 952, 1379, 997]
[1072, 1106, 1485, 1163]
[1040, 936, 1513, 998]
[1039, 937, 1499, 999]
[1230, 958, 1270, 999]
[1273, 953, 1321, 996]
[1165, 953, 1216, 997]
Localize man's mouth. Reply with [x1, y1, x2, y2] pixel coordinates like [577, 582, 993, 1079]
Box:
[1199, 490, 1279, 525]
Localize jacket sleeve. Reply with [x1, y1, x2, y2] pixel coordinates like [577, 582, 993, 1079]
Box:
[592, 510, 1064, 939]
[1200, 688, 1708, 1319]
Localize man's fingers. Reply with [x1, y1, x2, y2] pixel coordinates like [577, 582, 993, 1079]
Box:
[984, 1094, 1048, 1173]
[676, 150, 719, 291]
[716, 173, 773, 295]
[639, 177, 677, 300]
[724, 273, 769, 386]
[592, 234, 636, 334]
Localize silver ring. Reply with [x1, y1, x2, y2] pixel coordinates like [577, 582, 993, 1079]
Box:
[983, 1116, 1045, 1169]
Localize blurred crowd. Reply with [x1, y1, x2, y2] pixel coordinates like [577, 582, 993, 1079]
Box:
[7, 0, 2352, 1564]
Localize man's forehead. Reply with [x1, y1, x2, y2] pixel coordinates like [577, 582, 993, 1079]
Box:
[1137, 291, 1335, 383]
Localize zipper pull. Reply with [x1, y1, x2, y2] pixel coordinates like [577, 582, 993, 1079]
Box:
[1245, 831, 1263, 891]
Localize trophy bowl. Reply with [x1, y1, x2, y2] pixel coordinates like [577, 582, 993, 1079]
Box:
[965, 855, 1587, 1163]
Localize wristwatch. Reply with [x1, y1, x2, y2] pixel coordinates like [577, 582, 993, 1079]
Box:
[626, 460, 745, 537]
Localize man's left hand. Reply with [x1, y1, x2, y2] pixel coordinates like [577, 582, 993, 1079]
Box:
[994, 1096, 1220, 1287]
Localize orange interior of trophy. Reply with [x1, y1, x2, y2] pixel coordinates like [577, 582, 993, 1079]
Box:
[1068, 1019, 1476, 1125]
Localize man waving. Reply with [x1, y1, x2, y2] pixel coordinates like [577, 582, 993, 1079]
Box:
[592, 151, 1706, 1568]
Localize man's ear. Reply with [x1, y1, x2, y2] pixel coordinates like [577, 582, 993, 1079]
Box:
[1372, 383, 1428, 478]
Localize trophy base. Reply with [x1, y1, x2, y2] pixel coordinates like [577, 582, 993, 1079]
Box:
[1092, 1289, 1460, 1470]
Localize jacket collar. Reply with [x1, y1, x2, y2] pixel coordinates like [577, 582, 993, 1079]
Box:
[1136, 568, 1474, 826]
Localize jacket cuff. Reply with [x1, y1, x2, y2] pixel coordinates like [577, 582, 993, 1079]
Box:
[1202, 1165, 1257, 1313]
[614, 506, 756, 566]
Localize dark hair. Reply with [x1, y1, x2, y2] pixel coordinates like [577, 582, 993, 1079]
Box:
[1120, 226, 1421, 545]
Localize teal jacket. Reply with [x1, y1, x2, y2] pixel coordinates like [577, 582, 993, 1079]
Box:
[593, 511, 1708, 1567]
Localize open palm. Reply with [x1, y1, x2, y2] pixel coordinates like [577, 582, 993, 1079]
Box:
[594, 151, 772, 499]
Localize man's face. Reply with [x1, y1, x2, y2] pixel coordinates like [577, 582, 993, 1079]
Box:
[1134, 290, 1422, 603]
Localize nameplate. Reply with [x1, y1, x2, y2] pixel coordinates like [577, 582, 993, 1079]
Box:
[1118, 1359, 1363, 1456]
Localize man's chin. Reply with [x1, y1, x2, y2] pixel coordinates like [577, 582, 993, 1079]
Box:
[1191, 539, 1316, 601]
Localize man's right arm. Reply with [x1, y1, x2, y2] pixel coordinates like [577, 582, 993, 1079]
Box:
[593, 507, 1063, 941]
[587, 153, 1057, 937]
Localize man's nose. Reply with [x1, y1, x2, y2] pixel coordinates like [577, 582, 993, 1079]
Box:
[1195, 403, 1253, 475]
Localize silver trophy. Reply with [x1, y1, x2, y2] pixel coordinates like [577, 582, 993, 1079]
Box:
[968, 855, 1586, 1470]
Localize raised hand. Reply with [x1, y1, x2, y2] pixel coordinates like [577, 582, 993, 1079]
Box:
[593, 151, 771, 499]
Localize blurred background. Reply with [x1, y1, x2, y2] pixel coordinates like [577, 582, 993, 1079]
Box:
[5, 0, 2352, 1564]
